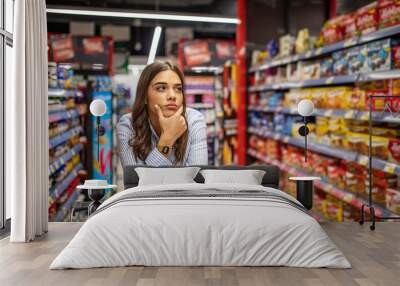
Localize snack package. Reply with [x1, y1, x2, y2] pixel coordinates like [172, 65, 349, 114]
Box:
[367, 39, 392, 71]
[332, 50, 349, 75]
[298, 61, 321, 80]
[378, 0, 400, 29]
[388, 138, 400, 163]
[279, 34, 295, 57]
[348, 45, 369, 74]
[342, 13, 359, 38]
[320, 58, 334, 77]
[391, 40, 400, 68]
[320, 15, 345, 45]
[286, 62, 299, 81]
[266, 39, 279, 59]
[295, 28, 311, 54]
[386, 188, 400, 215]
[356, 1, 379, 35]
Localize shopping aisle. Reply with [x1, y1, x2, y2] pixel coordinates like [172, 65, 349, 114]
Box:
[247, 1, 400, 222]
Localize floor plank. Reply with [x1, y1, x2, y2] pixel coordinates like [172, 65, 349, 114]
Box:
[0, 222, 399, 286]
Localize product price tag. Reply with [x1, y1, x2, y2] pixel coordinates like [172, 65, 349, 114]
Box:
[283, 136, 290, 143]
[343, 39, 355, 47]
[360, 112, 369, 120]
[358, 156, 369, 166]
[384, 163, 397, 174]
[293, 55, 299, 61]
[315, 48, 322, 56]
[343, 193, 353, 203]
[344, 110, 354, 118]
[325, 77, 335, 84]
[274, 134, 280, 140]
[305, 51, 312, 58]
[325, 110, 333, 117]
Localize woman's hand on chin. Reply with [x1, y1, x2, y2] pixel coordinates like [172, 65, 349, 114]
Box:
[155, 104, 187, 146]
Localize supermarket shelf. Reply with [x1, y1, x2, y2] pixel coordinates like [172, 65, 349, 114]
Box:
[248, 74, 359, 92]
[49, 143, 83, 176]
[48, 88, 83, 98]
[247, 149, 393, 217]
[188, 103, 215, 109]
[49, 163, 83, 201]
[55, 191, 79, 222]
[249, 25, 400, 73]
[247, 127, 400, 175]
[248, 105, 400, 123]
[49, 108, 85, 123]
[49, 126, 83, 149]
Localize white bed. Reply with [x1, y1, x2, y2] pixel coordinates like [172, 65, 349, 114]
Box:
[50, 183, 351, 269]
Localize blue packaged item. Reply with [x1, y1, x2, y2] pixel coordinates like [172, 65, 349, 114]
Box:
[348, 45, 369, 74]
[320, 58, 334, 77]
[332, 50, 349, 76]
[367, 39, 391, 72]
[267, 39, 279, 58]
[268, 92, 283, 107]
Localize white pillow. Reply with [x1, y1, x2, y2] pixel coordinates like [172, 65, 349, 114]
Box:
[200, 169, 266, 185]
[136, 167, 201, 186]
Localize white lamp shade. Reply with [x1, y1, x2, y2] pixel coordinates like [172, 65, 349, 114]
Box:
[297, 99, 315, 117]
[90, 99, 107, 117]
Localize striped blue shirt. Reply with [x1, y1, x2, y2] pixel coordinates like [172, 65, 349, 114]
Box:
[116, 107, 208, 167]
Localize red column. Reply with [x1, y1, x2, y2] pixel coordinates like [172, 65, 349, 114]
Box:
[236, 0, 247, 165]
[330, 0, 337, 19]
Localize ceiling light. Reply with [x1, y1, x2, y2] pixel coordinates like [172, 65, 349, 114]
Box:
[46, 8, 240, 24]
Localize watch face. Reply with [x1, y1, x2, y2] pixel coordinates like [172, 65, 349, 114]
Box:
[161, 146, 170, 155]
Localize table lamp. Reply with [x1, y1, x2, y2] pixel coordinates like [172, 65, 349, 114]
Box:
[89, 99, 106, 162]
[297, 99, 315, 162]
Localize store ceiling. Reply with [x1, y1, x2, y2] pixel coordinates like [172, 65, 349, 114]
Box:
[45, 0, 235, 16]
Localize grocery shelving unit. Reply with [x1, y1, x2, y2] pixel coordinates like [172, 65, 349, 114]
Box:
[48, 63, 88, 222]
[247, 23, 400, 221]
[184, 67, 223, 165]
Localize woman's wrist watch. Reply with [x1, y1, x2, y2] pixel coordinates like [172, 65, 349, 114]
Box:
[157, 144, 171, 156]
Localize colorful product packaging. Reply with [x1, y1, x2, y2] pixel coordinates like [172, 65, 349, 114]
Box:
[348, 45, 369, 74]
[332, 50, 349, 75]
[320, 15, 345, 45]
[386, 188, 400, 214]
[356, 1, 379, 35]
[342, 13, 359, 38]
[378, 0, 400, 29]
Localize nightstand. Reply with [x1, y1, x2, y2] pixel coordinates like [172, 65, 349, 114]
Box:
[289, 177, 321, 210]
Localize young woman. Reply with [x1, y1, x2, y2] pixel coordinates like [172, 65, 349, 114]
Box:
[117, 61, 208, 167]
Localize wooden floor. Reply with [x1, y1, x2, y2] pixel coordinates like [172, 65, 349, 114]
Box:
[0, 222, 399, 286]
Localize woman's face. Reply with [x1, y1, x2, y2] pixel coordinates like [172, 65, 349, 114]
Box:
[147, 70, 184, 118]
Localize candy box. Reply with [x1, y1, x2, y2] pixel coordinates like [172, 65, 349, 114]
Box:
[343, 13, 359, 38]
[367, 39, 391, 71]
[320, 58, 334, 77]
[348, 45, 369, 74]
[279, 34, 295, 57]
[320, 15, 345, 45]
[388, 138, 400, 163]
[386, 188, 400, 215]
[332, 50, 349, 75]
[356, 1, 379, 35]
[378, 0, 400, 29]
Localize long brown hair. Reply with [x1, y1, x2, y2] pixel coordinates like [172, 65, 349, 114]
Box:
[129, 61, 189, 164]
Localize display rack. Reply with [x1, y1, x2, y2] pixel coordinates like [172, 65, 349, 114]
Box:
[249, 25, 400, 73]
[247, 149, 394, 218]
[184, 67, 223, 165]
[48, 62, 87, 222]
[221, 62, 239, 165]
[247, 23, 400, 221]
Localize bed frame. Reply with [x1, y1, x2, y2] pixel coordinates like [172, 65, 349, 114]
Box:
[123, 165, 280, 190]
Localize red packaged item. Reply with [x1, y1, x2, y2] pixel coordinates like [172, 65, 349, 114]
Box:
[343, 13, 359, 39]
[320, 15, 345, 45]
[356, 2, 379, 35]
[378, 0, 400, 28]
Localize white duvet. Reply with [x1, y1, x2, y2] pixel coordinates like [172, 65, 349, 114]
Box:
[50, 183, 351, 269]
